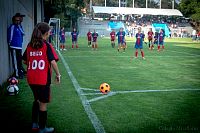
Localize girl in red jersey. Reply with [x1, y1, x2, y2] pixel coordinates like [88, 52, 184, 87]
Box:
[87, 29, 92, 47]
[147, 28, 154, 49]
[110, 29, 116, 48]
[23, 22, 61, 133]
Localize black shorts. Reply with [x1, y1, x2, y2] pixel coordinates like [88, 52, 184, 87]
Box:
[30, 85, 51, 103]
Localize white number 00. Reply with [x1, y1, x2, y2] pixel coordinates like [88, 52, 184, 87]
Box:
[29, 60, 45, 70]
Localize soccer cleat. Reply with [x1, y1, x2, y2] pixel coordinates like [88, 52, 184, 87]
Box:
[38, 127, 54, 133]
[142, 57, 145, 60]
[32, 123, 39, 131]
[63, 48, 66, 51]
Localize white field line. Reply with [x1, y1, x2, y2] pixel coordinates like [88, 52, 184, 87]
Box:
[58, 51, 106, 133]
[88, 92, 116, 103]
[87, 88, 200, 103]
[66, 55, 200, 58]
[80, 88, 99, 92]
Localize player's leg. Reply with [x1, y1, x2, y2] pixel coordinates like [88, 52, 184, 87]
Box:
[30, 85, 40, 131]
[135, 48, 138, 58]
[95, 42, 98, 50]
[76, 41, 79, 49]
[140, 48, 145, 59]
[157, 43, 160, 51]
[92, 41, 95, 50]
[63, 40, 66, 50]
[117, 42, 121, 52]
[72, 41, 75, 49]
[38, 85, 54, 133]
[148, 39, 151, 48]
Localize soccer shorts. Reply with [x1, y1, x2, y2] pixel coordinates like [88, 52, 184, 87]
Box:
[159, 41, 164, 45]
[30, 85, 51, 103]
[135, 44, 143, 49]
[72, 40, 77, 44]
[60, 39, 65, 43]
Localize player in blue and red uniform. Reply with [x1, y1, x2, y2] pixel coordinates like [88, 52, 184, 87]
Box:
[147, 28, 154, 49]
[116, 28, 126, 52]
[157, 29, 165, 51]
[110, 29, 116, 48]
[22, 22, 61, 133]
[92, 29, 99, 50]
[71, 28, 79, 49]
[59, 27, 66, 50]
[151, 31, 158, 50]
[87, 29, 92, 47]
[134, 27, 145, 59]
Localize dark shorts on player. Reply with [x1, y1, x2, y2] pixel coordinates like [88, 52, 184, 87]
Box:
[60, 39, 65, 43]
[118, 40, 125, 46]
[135, 44, 143, 49]
[72, 40, 77, 44]
[159, 41, 164, 45]
[30, 85, 51, 103]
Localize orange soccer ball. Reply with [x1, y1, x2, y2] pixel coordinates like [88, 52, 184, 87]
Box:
[99, 83, 110, 94]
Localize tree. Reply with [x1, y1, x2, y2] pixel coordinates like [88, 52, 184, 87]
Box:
[44, 0, 86, 29]
[178, 0, 200, 30]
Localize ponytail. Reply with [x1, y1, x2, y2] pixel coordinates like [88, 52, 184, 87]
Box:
[29, 22, 50, 49]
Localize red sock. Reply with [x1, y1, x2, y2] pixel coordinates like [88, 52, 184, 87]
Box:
[135, 51, 138, 57]
[76, 45, 78, 48]
[158, 45, 160, 50]
[63, 45, 65, 49]
[92, 45, 94, 48]
[141, 51, 144, 57]
[162, 45, 164, 49]
[72, 45, 74, 48]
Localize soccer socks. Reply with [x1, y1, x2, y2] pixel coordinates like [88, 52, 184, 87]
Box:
[39, 111, 47, 129]
[72, 45, 74, 49]
[76, 45, 79, 48]
[135, 51, 138, 57]
[32, 101, 39, 123]
[162, 45, 164, 49]
[141, 51, 144, 58]
[158, 45, 160, 51]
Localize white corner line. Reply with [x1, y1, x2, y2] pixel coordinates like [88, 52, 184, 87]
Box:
[88, 92, 116, 103]
[58, 51, 106, 133]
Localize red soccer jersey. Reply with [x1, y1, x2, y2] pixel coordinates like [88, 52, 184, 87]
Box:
[148, 31, 154, 40]
[87, 32, 92, 41]
[110, 31, 116, 41]
[23, 41, 58, 85]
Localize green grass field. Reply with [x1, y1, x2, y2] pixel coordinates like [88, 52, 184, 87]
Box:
[0, 37, 200, 133]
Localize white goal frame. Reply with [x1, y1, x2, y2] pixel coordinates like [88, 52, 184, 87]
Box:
[48, 18, 60, 51]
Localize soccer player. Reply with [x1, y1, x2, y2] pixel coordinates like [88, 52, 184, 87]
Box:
[22, 22, 61, 133]
[157, 29, 165, 51]
[151, 32, 158, 50]
[110, 29, 116, 48]
[87, 29, 92, 47]
[71, 28, 79, 49]
[92, 29, 99, 50]
[116, 28, 126, 52]
[147, 28, 154, 49]
[134, 27, 145, 59]
[59, 27, 66, 50]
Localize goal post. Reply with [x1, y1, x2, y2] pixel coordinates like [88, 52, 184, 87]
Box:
[48, 18, 60, 51]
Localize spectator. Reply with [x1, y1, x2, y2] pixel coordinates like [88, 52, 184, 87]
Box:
[192, 29, 197, 42]
[7, 13, 25, 79]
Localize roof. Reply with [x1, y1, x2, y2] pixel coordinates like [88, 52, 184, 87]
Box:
[92, 6, 183, 16]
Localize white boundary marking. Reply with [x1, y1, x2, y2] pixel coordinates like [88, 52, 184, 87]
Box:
[86, 88, 200, 103]
[58, 51, 106, 133]
[66, 55, 200, 58]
